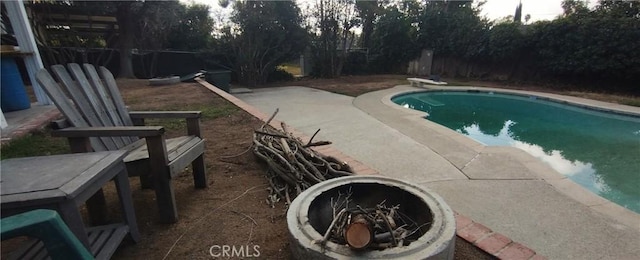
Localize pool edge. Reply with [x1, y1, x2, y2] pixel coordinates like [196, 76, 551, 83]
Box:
[374, 84, 640, 233]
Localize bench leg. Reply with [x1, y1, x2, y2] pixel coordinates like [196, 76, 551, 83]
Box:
[86, 189, 108, 225]
[192, 154, 207, 188]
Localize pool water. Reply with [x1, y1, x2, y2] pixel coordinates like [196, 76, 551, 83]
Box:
[392, 91, 640, 213]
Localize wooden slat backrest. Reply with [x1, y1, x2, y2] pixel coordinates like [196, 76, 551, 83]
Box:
[50, 65, 118, 150]
[67, 64, 127, 148]
[97, 66, 135, 128]
[82, 64, 136, 145]
[35, 69, 107, 151]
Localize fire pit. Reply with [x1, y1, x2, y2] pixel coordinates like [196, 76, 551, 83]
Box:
[287, 176, 456, 259]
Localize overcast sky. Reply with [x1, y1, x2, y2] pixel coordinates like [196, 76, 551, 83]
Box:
[481, 0, 565, 22]
[186, 0, 597, 24]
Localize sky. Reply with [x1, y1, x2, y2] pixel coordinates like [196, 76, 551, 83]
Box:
[480, 0, 565, 22]
[185, 0, 598, 24]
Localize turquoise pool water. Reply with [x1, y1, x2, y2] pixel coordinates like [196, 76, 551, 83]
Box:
[392, 91, 640, 213]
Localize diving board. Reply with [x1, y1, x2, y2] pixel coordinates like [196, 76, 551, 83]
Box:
[407, 77, 448, 87]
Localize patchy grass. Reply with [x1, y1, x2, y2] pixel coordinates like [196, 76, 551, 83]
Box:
[144, 104, 238, 131]
[565, 91, 640, 107]
[0, 129, 69, 160]
[622, 99, 640, 107]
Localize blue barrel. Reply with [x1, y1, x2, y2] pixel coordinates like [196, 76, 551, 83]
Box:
[1, 57, 31, 112]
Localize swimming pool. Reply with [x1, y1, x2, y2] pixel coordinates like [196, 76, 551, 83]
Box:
[392, 91, 640, 213]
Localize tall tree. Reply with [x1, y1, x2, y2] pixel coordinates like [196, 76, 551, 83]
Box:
[369, 6, 418, 73]
[115, 1, 149, 78]
[166, 3, 214, 50]
[225, 1, 308, 86]
[561, 0, 589, 16]
[514, 1, 522, 23]
[596, 0, 640, 18]
[311, 0, 360, 77]
[355, 0, 381, 49]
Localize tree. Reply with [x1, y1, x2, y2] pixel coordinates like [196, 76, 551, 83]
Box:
[355, 0, 381, 49]
[166, 3, 214, 50]
[310, 0, 360, 77]
[416, 1, 487, 66]
[115, 1, 148, 78]
[224, 1, 308, 86]
[89, 1, 210, 78]
[528, 0, 640, 91]
[369, 6, 418, 73]
[596, 0, 640, 18]
[514, 1, 522, 23]
[561, 0, 589, 17]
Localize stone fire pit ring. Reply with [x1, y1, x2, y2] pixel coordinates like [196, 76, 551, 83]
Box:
[287, 175, 456, 259]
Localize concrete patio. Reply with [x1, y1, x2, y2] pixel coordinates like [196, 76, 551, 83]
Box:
[235, 85, 640, 259]
[0, 104, 60, 143]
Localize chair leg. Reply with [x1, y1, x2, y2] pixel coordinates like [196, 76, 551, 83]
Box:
[153, 169, 178, 224]
[139, 173, 154, 190]
[192, 154, 207, 188]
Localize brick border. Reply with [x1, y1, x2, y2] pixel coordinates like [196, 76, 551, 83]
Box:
[197, 79, 546, 259]
[1, 108, 62, 144]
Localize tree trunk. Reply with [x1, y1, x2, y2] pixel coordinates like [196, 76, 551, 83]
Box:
[117, 3, 136, 79]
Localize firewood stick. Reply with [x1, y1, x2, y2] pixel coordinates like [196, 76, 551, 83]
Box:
[344, 214, 373, 250]
[316, 208, 347, 246]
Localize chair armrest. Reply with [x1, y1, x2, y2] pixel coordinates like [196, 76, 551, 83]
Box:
[51, 126, 165, 137]
[1, 209, 94, 260]
[129, 111, 201, 119]
[50, 119, 71, 130]
[129, 111, 202, 137]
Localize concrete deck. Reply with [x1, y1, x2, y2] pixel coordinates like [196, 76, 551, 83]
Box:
[0, 104, 60, 143]
[236, 85, 640, 259]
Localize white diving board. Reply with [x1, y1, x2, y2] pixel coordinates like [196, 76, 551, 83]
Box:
[407, 77, 448, 87]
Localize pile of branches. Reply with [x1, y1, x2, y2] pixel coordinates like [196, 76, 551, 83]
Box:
[318, 191, 429, 250]
[253, 109, 353, 206]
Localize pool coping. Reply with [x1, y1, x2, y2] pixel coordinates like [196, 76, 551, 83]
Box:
[378, 84, 640, 233]
[196, 78, 548, 259]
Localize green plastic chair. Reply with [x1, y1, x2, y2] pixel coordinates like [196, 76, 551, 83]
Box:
[1, 209, 94, 260]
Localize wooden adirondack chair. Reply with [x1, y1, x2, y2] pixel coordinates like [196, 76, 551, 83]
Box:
[35, 63, 207, 223]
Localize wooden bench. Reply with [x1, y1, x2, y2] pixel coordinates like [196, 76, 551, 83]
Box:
[1, 151, 139, 259]
[407, 77, 448, 87]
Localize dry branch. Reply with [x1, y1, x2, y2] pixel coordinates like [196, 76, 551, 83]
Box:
[321, 196, 427, 251]
[253, 109, 353, 205]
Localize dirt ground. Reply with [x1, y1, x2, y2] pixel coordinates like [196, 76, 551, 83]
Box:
[3, 78, 495, 259]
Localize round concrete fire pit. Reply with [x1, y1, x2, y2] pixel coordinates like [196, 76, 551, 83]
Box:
[287, 176, 456, 259]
